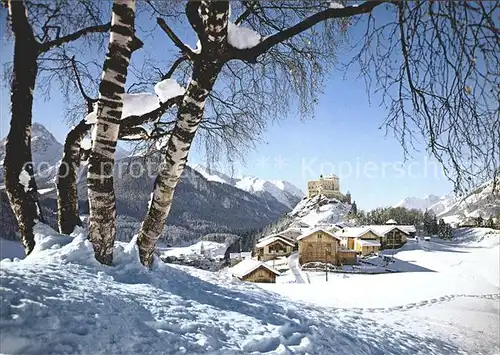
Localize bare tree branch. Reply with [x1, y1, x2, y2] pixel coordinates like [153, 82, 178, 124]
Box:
[230, 1, 386, 63]
[157, 17, 196, 59]
[38, 22, 111, 53]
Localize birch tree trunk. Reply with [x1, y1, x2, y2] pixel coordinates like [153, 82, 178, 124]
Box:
[3, 0, 44, 255]
[87, 0, 136, 265]
[57, 119, 91, 234]
[137, 1, 229, 267]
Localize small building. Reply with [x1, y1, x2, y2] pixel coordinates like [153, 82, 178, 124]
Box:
[370, 225, 410, 249]
[254, 236, 295, 261]
[355, 239, 381, 255]
[229, 259, 280, 283]
[336, 227, 381, 256]
[385, 219, 398, 225]
[399, 225, 417, 238]
[338, 249, 358, 265]
[297, 228, 343, 265]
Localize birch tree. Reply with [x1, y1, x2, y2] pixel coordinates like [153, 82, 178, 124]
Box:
[134, 0, 498, 267]
[86, 0, 139, 265]
[3, 0, 109, 255]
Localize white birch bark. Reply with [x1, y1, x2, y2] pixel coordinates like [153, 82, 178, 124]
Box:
[87, 0, 136, 265]
[137, 1, 229, 267]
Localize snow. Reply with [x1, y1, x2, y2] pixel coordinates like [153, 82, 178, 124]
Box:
[160, 241, 227, 259]
[18, 169, 31, 192]
[297, 228, 341, 241]
[122, 93, 161, 118]
[357, 239, 381, 247]
[191, 164, 227, 184]
[38, 187, 54, 195]
[191, 165, 305, 208]
[229, 259, 280, 278]
[290, 195, 352, 228]
[227, 22, 262, 49]
[186, 40, 202, 54]
[262, 228, 499, 307]
[154, 78, 185, 103]
[330, 2, 345, 9]
[83, 110, 97, 124]
[395, 178, 499, 227]
[255, 236, 295, 248]
[394, 194, 441, 211]
[0, 225, 498, 354]
[80, 136, 92, 150]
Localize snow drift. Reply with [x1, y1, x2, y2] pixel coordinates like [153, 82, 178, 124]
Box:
[2, 224, 497, 354]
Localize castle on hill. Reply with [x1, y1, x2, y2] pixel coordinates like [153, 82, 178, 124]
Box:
[307, 174, 351, 203]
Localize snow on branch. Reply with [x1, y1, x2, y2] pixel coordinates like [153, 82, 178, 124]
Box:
[227, 22, 262, 49]
[229, 0, 385, 63]
[330, 2, 345, 9]
[155, 79, 186, 103]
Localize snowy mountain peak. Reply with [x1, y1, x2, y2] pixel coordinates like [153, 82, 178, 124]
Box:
[395, 179, 499, 226]
[394, 194, 442, 211]
[191, 164, 305, 209]
[31, 122, 56, 140]
[0, 122, 63, 171]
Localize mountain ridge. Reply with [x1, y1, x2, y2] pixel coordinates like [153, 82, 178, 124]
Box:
[191, 164, 305, 209]
[0, 123, 297, 245]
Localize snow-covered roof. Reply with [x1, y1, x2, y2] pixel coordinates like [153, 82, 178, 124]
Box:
[398, 225, 416, 233]
[385, 219, 398, 225]
[229, 259, 280, 278]
[297, 228, 342, 241]
[357, 239, 381, 247]
[369, 225, 410, 236]
[336, 225, 412, 238]
[335, 227, 378, 239]
[255, 236, 295, 248]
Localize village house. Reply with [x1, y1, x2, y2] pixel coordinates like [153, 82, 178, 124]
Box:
[336, 227, 382, 256]
[307, 175, 351, 203]
[229, 259, 280, 283]
[370, 225, 410, 249]
[297, 228, 357, 266]
[254, 235, 295, 261]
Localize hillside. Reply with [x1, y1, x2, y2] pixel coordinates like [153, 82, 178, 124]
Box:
[1, 224, 498, 354]
[259, 194, 352, 237]
[437, 180, 499, 224]
[192, 164, 305, 209]
[394, 179, 499, 225]
[0, 124, 298, 245]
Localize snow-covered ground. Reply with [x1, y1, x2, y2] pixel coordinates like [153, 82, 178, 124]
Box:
[159, 240, 227, 259]
[1, 226, 498, 354]
[289, 194, 351, 227]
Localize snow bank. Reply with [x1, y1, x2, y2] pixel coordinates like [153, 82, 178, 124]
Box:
[1, 225, 498, 354]
[160, 240, 227, 259]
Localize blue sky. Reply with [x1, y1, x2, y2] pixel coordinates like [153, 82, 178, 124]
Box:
[0, 7, 453, 210]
